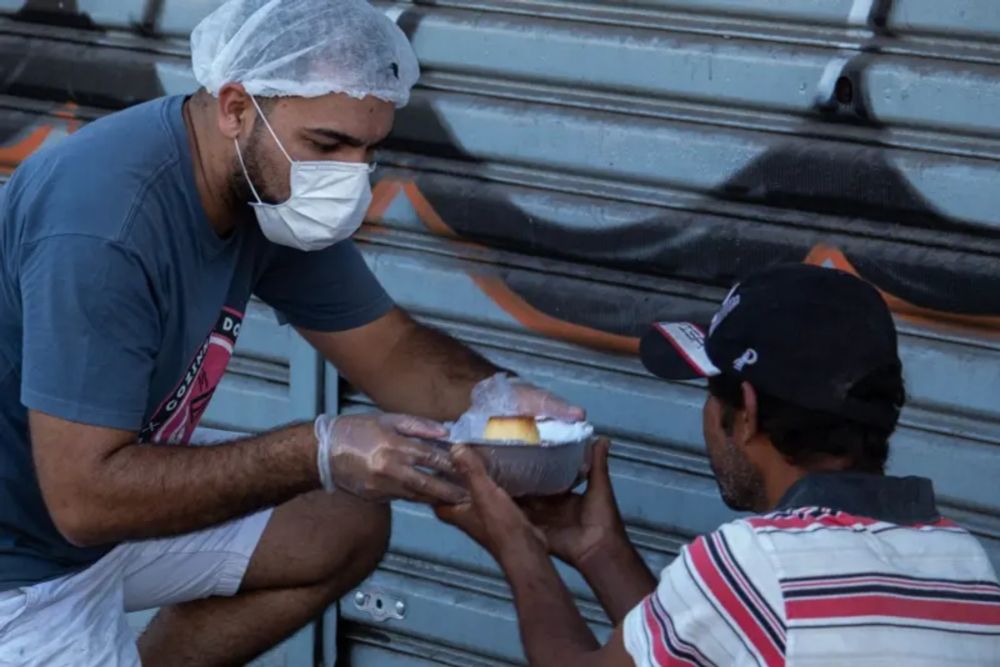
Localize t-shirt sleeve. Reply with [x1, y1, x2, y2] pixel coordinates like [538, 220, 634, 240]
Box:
[623, 521, 786, 666]
[20, 236, 159, 430]
[253, 240, 394, 332]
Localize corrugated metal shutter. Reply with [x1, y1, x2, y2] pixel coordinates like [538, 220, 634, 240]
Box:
[340, 2, 1000, 663]
[2, 2, 999, 666]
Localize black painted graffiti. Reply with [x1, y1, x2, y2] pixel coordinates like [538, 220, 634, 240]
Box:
[0, 0, 169, 109]
[385, 1, 1000, 341]
[1, 0, 998, 343]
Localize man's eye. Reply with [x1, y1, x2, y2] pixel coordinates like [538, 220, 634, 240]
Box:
[311, 140, 340, 152]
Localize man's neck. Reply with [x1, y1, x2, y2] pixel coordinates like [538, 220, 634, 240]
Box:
[762, 466, 806, 512]
[768, 472, 939, 524]
[182, 94, 243, 239]
[760, 455, 851, 512]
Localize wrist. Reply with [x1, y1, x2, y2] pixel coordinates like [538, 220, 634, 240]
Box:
[495, 528, 548, 568]
[267, 421, 325, 493]
[574, 528, 634, 573]
[312, 415, 337, 492]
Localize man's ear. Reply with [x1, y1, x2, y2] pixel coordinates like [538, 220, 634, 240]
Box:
[215, 83, 254, 140]
[739, 381, 760, 445]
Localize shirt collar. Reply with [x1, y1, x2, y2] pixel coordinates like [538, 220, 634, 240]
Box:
[774, 473, 940, 524]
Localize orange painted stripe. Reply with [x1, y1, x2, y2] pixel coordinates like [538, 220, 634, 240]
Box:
[804, 245, 1000, 335]
[473, 274, 640, 354]
[0, 125, 55, 168]
[53, 102, 81, 133]
[0, 104, 82, 171]
[393, 179, 640, 353]
[403, 181, 461, 239]
[52, 102, 78, 119]
[366, 179, 403, 223]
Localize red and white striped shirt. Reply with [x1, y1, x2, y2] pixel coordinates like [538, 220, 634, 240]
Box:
[624, 475, 1000, 666]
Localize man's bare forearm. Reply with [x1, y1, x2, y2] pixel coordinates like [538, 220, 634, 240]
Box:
[301, 310, 501, 422]
[61, 424, 318, 546]
[498, 539, 602, 666]
[576, 537, 658, 625]
[378, 319, 499, 420]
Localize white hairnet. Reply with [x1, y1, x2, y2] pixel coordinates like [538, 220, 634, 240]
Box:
[191, 0, 420, 107]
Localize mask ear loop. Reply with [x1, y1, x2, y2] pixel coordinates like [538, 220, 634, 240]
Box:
[249, 95, 294, 164]
[235, 94, 292, 206]
[234, 139, 265, 205]
[248, 94, 378, 173]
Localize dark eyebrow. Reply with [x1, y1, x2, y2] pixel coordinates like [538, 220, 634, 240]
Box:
[304, 128, 367, 148]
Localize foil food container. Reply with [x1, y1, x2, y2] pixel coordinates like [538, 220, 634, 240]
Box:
[441, 420, 596, 497]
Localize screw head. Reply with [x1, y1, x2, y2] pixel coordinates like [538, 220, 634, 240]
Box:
[394, 600, 407, 616]
[354, 591, 367, 607]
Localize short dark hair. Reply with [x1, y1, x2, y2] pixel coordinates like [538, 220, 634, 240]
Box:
[254, 95, 278, 117]
[707, 363, 905, 474]
[193, 88, 277, 117]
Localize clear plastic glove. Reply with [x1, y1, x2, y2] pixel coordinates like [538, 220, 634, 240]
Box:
[315, 413, 467, 504]
[448, 373, 586, 442]
[509, 378, 586, 422]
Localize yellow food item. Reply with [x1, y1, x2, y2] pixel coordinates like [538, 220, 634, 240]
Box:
[483, 417, 541, 444]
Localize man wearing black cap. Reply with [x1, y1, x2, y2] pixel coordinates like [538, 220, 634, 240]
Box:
[438, 264, 1000, 666]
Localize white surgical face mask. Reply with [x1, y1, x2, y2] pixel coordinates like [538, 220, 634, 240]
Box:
[235, 96, 374, 252]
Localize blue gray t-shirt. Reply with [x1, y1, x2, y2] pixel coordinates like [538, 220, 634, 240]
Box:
[0, 96, 393, 590]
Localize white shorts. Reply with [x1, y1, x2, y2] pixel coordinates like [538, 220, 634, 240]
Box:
[0, 509, 273, 666]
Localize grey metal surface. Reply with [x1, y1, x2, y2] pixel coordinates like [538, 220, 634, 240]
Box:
[1, 1, 999, 665]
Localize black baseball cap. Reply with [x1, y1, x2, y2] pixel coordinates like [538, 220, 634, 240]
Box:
[640, 264, 902, 430]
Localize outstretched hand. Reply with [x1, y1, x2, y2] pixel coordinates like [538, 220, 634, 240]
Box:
[521, 438, 628, 567]
[317, 413, 467, 504]
[434, 445, 546, 563]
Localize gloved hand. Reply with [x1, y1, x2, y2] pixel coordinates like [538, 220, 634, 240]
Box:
[508, 377, 586, 422]
[315, 413, 467, 504]
[448, 373, 587, 443]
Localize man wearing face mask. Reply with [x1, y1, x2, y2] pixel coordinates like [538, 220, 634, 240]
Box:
[0, 0, 581, 664]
